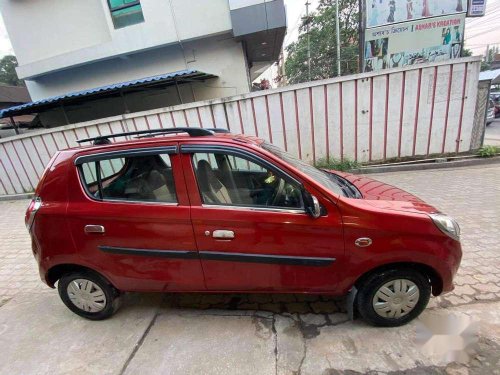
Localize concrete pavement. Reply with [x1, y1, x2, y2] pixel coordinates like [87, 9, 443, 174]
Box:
[1, 292, 499, 375]
[0, 164, 499, 374]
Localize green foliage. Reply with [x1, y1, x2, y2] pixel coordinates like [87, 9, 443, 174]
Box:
[462, 48, 473, 57]
[284, 0, 359, 84]
[481, 46, 500, 72]
[0, 55, 24, 86]
[315, 157, 360, 171]
[477, 146, 500, 158]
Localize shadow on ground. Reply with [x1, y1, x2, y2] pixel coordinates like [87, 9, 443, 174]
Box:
[156, 292, 347, 315]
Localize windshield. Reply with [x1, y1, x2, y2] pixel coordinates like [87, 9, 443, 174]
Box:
[262, 142, 352, 197]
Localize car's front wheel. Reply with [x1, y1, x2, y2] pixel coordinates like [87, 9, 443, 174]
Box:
[58, 271, 121, 320]
[356, 268, 431, 327]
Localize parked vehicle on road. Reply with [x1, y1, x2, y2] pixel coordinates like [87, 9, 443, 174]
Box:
[487, 99, 495, 125]
[491, 92, 500, 118]
[26, 128, 462, 327]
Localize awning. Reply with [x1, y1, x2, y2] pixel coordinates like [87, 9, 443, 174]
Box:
[0, 69, 217, 119]
[479, 68, 500, 84]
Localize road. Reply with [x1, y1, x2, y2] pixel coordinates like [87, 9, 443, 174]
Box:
[0, 164, 499, 374]
[485, 118, 500, 146]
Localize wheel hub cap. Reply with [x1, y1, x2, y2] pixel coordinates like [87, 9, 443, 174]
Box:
[67, 279, 107, 313]
[372, 279, 420, 319]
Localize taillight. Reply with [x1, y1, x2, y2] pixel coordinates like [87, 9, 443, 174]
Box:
[25, 197, 42, 232]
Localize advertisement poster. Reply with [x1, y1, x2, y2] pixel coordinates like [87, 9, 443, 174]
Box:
[467, 0, 487, 16]
[365, 0, 468, 28]
[364, 13, 466, 72]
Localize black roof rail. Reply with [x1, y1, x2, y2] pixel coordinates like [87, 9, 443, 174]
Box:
[136, 127, 232, 139]
[76, 127, 214, 145]
[204, 128, 230, 133]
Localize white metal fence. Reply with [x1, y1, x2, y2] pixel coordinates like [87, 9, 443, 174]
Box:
[0, 57, 482, 196]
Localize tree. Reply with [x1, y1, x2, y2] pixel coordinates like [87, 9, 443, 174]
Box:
[284, 0, 359, 84]
[480, 45, 499, 71]
[0, 55, 24, 86]
[462, 48, 473, 57]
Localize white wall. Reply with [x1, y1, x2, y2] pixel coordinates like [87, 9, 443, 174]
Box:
[0, 57, 482, 196]
[24, 34, 250, 102]
[0, 0, 233, 79]
[0, 0, 111, 65]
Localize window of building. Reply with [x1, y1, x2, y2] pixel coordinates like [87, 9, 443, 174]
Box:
[192, 151, 303, 209]
[108, 0, 144, 29]
[80, 154, 177, 204]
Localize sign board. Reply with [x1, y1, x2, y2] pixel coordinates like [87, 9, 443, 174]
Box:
[363, 13, 466, 72]
[467, 0, 487, 16]
[365, 0, 468, 28]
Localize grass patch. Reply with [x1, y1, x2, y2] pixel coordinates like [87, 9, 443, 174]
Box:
[315, 157, 360, 172]
[477, 145, 500, 158]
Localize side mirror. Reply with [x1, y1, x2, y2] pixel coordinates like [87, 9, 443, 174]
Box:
[303, 190, 321, 219]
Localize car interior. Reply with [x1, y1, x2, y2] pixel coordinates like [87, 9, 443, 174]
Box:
[82, 154, 177, 203]
[80, 151, 303, 208]
[193, 152, 303, 209]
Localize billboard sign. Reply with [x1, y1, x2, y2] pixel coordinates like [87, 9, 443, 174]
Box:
[363, 13, 466, 72]
[365, 0, 468, 28]
[467, 0, 487, 17]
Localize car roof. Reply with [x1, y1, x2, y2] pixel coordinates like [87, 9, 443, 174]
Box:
[63, 130, 265, 157]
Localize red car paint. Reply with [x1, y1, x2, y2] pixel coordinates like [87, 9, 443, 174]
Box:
[26, 133, 462, 297]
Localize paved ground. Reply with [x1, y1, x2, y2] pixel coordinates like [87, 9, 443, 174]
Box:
[0, 164, 499, 374]
[485, 118, 500, 146]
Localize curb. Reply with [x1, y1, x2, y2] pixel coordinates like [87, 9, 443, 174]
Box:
[0, 193, 34, 202]
[352, 156, 500, 174]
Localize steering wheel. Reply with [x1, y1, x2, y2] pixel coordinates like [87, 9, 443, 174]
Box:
[268, 178, 285, 207]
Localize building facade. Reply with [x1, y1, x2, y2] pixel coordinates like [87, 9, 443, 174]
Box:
[0, 85, 33, 138]
[0, 0, 286, 126]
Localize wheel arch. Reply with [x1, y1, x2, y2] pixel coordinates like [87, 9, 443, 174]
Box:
[353, 262, 443, 296]
[46, 263, 116, 289]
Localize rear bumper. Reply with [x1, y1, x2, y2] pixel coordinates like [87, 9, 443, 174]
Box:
[30, 236, 52, 287]
[38, 263, 53, 288]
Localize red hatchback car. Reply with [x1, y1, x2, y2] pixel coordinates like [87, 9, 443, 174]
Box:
[26, 128, 461, 326]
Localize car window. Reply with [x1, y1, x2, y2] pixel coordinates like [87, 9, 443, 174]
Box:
[79, 154, 177, 203]
[191, 151, 303, 209]
[262, 142, 346, 197]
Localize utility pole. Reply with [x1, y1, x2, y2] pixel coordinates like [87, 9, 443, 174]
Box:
[336, 0, 341, 76]
[305, 1, 311, 81]
[485, 44, 490, 63]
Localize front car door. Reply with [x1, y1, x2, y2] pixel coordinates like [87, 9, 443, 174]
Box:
[181, 143, 345, 293]
[67, 144, 205, 292]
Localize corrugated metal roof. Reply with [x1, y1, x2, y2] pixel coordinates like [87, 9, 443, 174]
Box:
[0, 69, 216, 118]
[479, 68, 500, 83]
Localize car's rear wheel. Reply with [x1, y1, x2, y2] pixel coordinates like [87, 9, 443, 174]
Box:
[356, 268, 431, 327]
[58, 271, 121, 320]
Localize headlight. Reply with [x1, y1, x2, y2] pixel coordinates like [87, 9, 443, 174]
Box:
[429, 213, 460, 241]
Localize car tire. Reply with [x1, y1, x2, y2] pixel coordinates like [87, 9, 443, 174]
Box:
[356, 268, 431, 327]
[58, 271, 121, 320]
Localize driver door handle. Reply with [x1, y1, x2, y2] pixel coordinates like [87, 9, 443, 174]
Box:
[85, 225, 105, 234]
[212, 230, 235, 240]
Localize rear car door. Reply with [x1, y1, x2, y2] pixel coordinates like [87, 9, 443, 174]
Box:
[67, 144, 205, 292]
[181, 143, 345, 292]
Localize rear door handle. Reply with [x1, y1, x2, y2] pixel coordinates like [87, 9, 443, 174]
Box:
[85, 225, 105, 234]
[212, 230, 235, 240]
